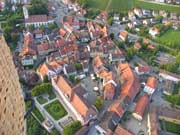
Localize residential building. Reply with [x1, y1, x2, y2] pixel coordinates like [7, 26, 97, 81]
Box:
[159, 70, 180, 82]
[149, 27, 160, 38]
[25, 15, 54, 28]
[117, 63, 141, 103]
[119, 31, 128, 41]
[52, 76, 97, 125]
[133, 95, 150, 121]
[114, 124, 133, 135]
[135, 65, 150, 75]
[63, 64, 77, 78]
[37, 61, 63, 80]
[0, 35, 25, 135]
[144, 77, 157, 95]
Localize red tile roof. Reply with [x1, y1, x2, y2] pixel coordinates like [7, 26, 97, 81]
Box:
[21, 47, 36, 56]
[33, 29, 43, 34]
[146, 77, 157, 89]
[59, 28, 67, 37]
[23, 32, 33, 47]
[134, 42, 142, 50]
[37, 43, 49, 51]
[109, 101, 125, 117]
[134, 95, 149, 118]
[118, 63, 141, 101]
[120, 31, 128, 39]
[25, 15, 51, 23]
[114, 125, 133, 135]
[54, 39, 66, 48]
[138, 66, 150, 73]
[104, 83, 115, 100]
[93, 56, 104, 69]
[53, 76, 97, 122]
[38, 63, 49, 77]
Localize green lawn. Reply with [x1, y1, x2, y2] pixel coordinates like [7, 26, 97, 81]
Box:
[37, 96, 48, 104]
[87, 0, 109, 10]
[87, 0, 134, 13]
[160, 120, 180, 134]
[135, 0, 180, 14]
[155, 30, 180, 49]
[86, 0, 180, 13]
[44, 100, 67, 120]
[32, 107, 45, 122]
[108, 0, 134, 13]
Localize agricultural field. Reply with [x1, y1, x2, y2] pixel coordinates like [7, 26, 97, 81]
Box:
[86, 0, 180, 13]
[87, 0, 134, 13]
[155, 30, 180, 49]
[135, 0, 180, 14]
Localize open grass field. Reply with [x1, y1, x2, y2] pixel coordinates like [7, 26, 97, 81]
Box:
[86, 0, 180, 13]
[155, 30, 180, 48]
[135, 0, 180, 13]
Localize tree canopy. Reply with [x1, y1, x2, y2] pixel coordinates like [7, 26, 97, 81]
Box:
[63, 121, 82, 135]
[31, 83, 52, 96]
[29, 0, 48, 15]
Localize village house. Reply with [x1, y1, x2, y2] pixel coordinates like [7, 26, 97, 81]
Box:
[134, 8, 143, 18]
[162, 80, 175, 95]
[63, 64, 77, 78]
[93, 55, 106, 74]
[94, 111, 119, 135]
[134, 42, 142, 50]
[63, 16, 80, 33]
[37, 60, 63, 80]
[117, 63, 141, 104]
[33, 29, 44, 39]
[52, 76, 97, 125]
[114, 124, 133, 135]
[25, 15, 54, 28]
[133, 94, 150, 121]
[119, 31, 128, 41]
[37, 43, 50, 56]
[135, 65, 150, 75]
[109, 52, 125, 64]
[149, 27, 160, 38]
[21, 55, 34, 66]
[144, 77, 157, 95]
[159, 70, 180, 83]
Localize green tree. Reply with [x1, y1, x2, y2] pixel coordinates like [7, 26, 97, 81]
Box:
[108, 17, 113, 25]
[29, 0, 48, 15]
[77, 0, 88, 7]
[94, 96, 104, 111]
[31, 83, 52, 96]
[69, 75, 75, 83]
[110, 33, 114, 40]
[74, 62, 82, 70]
[48, 23, 58, 30]
[63, 121, 82, 135]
